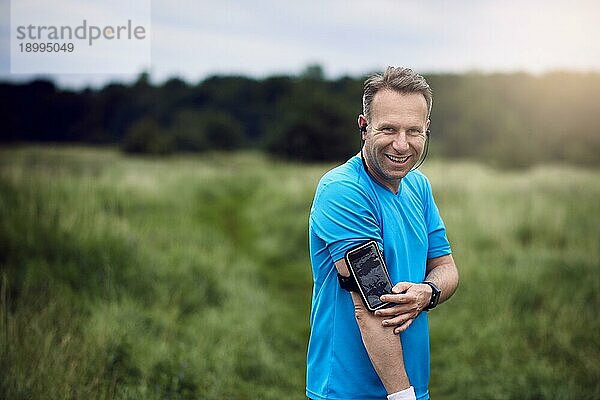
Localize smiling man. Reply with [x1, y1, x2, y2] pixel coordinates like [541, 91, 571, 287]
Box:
[307, 67, 459, 400]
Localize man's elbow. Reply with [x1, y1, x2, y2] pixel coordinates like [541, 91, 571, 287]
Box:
[354, 302, 369, 324]
[352, 295, 382, 335]
[452, 262, 460, 290]
[447, 261, 460, 298]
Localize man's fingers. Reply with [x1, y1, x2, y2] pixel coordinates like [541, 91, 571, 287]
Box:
[391, 281, 412, 294]
[380, 292, 415, 303]
[394, 319, 414, 334]
[374, 305, 406, 317]
[378, 304, 421, 326]
[381, 313, 412, 327]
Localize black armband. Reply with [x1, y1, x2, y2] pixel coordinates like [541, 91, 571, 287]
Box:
[337, 273, 359, 292]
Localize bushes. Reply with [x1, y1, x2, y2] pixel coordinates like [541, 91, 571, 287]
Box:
[263, 85, 358, 162]
[4, 71, 600, 166]
[122, 118, 174, 155]
[122, 110, 246, 155]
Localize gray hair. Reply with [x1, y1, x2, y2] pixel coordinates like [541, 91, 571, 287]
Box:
[362, 66, 433, 122]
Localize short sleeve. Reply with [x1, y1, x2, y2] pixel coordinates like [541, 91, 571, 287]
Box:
[310, 180, 382, 262]
[423, 178, 452, 259]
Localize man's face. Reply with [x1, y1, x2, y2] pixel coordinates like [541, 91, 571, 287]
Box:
[360, 89, 429, 192]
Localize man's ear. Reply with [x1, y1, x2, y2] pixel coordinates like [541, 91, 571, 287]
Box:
[358, 115, 368, 140]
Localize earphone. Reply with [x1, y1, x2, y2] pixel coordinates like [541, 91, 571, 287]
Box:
[411, 129, 430, 170]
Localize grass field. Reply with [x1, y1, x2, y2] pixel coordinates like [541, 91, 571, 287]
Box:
[1, 146, 599, 400]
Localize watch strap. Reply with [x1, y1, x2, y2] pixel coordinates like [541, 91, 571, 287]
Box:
[423, 281, 441, 311]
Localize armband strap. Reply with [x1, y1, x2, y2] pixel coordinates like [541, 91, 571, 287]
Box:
[337, 273, 359, 292]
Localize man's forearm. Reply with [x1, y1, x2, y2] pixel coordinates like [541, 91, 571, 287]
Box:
[351, 291, 410, 393]
[335, 259, 411, 393]
[425, 254, 459, 304]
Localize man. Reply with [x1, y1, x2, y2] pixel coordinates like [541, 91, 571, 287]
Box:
[306, 67, 459, 400]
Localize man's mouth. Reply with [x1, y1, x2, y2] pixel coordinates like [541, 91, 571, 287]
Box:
[385, 154, 411, 164]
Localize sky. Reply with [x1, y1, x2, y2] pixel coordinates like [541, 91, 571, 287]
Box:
[1, 0, 599, 89]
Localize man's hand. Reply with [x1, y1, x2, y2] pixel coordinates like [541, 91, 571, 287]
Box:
[375, 282, 433, 334]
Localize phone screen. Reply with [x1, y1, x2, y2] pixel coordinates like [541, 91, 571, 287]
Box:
[345, 241, 393, 310]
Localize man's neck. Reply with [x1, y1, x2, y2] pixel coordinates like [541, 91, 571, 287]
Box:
[358, 151, 401, 194]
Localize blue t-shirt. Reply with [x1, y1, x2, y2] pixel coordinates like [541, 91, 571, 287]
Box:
[306, 155, 451, 400]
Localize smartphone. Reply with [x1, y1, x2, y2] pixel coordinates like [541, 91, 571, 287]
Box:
[345, 240, 394, 311]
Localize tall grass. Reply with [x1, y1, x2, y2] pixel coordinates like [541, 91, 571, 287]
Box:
[1, 146, 598, 399]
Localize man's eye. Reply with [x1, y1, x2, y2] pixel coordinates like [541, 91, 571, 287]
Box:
[408, 129, 422, 136]
[382, 127, 395, 133]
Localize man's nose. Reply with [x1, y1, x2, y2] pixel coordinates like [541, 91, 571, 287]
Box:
[392, 131, 409, 152]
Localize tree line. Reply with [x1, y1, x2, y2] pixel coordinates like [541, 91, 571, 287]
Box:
[1, 67, 599, 167]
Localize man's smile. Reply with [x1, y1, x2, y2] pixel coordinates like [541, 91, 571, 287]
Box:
[385, 154, 411, 164]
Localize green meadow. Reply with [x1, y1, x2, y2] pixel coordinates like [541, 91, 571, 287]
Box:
[1, 146, 598, 400]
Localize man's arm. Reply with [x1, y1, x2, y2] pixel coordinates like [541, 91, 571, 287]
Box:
[335, 258, 411, 394]
[424, 253, 460, 304]
[377, 254, 459, 334]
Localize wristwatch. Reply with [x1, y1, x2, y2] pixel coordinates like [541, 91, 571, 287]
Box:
[423, 281, 441, 311]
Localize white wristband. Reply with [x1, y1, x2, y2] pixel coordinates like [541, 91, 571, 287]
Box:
[387, 386, 416, 400]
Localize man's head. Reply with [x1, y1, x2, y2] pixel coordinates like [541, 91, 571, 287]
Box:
[358, 67, 432, 192]
[361, 66, 432, 123]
